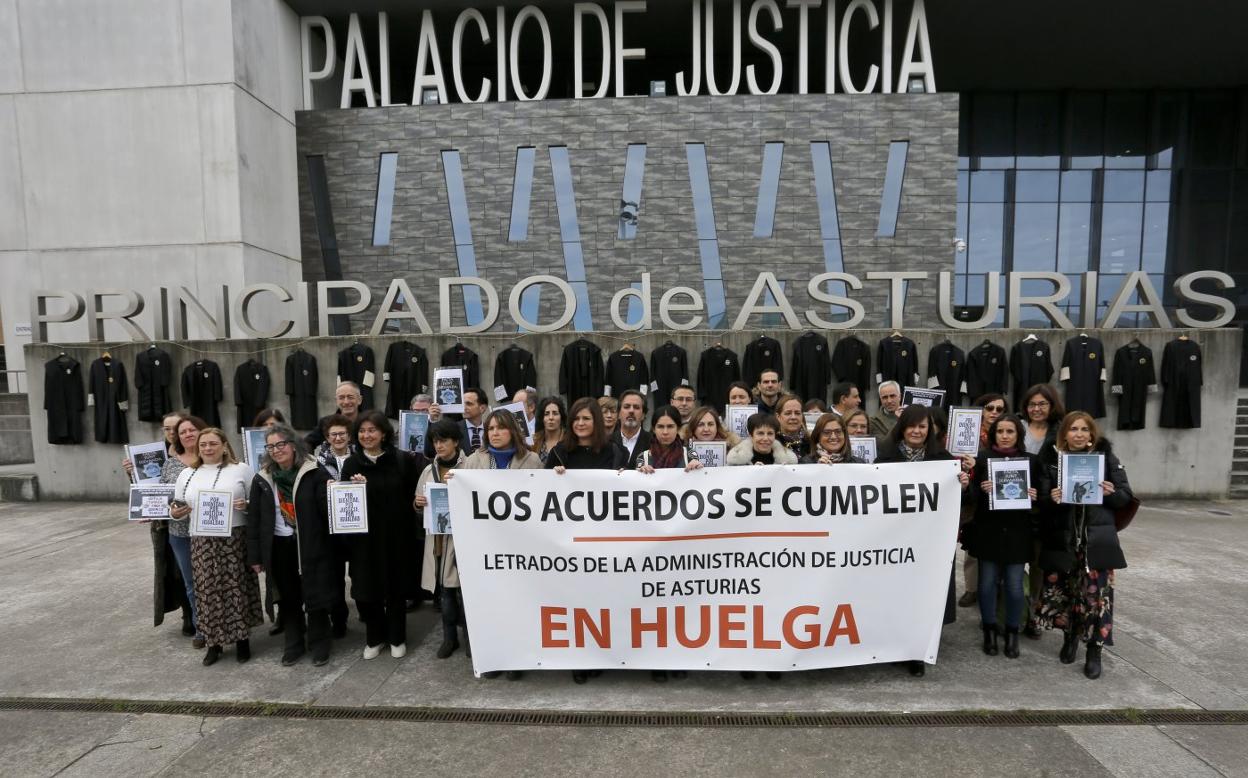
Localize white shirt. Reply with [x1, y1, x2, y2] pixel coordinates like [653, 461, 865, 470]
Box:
[620, 428, 641, 456]
[175, 462, 255, 532]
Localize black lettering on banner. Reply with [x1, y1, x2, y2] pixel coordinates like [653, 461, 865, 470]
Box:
[634, 489, 653, 521]
[781, 486, 800, 515]
[831, 485, 858, 515]
[734, 487, 751, 516]
[564, 491, 584, 521]
[679, 490, 704, 519]
[514, 491, 531, 521]
[754, 487, 772, 517]
[613, 490, 629, 521]
[542, 492, 563, 521]
[706, 488, 725, 519]
[587, 491, 609, 521]
[472, 491, 489, 520]
[860, 484, 879, 511]
[656, 491, 677, 521]
[919, 482, 939, 512]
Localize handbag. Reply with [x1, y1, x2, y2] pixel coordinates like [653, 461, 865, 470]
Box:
[1113, 495, 1141, 532]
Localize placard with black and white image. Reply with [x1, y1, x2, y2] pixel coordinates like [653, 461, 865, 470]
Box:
[1059, 453, 1105, 505]
[725, 405, 758, 440]
[128, 484, 176, 520]
[327, 481, 369, 534]
[434, 367, 465, 414]
[850, 436, 877, 464]
[191, 489, 234, 537]
[125, 441, 168, 484]
[497, 400, 535, 445]
[398, 411, 430, 453]
[988, 458, 1032, 511]
[689, 441, 726, 468]
[902, 386, 945, 408]
[425, 482, 452, 535]
[946, 407, 983, 456]
[241, 427, 269, 470]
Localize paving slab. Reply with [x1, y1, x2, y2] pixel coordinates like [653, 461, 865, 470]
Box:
[0, 710, 134, 776]
[1062, 724, 1224, 778]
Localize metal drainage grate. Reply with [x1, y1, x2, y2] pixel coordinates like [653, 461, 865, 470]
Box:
[1, 698, 1246, 728]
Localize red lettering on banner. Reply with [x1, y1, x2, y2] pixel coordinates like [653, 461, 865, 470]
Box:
[575, 608, 612, 648]
[824, 604, 861, 646]
[752, 604, 781, 649]
[631, 606, 668, 648]
[675, 605, 711, 648]
[718, 605, 748, 648]
[541, 606, 569, 648]
[782, 605, 822, 648]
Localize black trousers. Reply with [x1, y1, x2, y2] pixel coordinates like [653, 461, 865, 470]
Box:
[330, 552, 349, 631]
[357, 595, 406, 647]
[274, 535, 333, 657]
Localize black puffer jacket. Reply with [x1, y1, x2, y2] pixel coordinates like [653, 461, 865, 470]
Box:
[246, 458, 336, 611]
[1037, 438, 1131, 571]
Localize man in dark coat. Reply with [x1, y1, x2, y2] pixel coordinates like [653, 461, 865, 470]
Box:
[234, 359, 271, 428]
[742, 335, 784, 388]
[648, 341, 690, 408]
[337, 342, 377, 411]
[1111, 342, 1156, 430]
[384, 341, 430, 419]
[181, 359, 223, 427]
[559, 338, 605, 402]
[89, 355, 129, 444]
[492, 344, 534, 402]
[134, 346, 173, 422]
[285, 349, 319, 430]
[696, 344, 740, 413]
[45, 354, 86, 444]
[1060, 335, 1107, 418]
[605, 346, 649, 397]
[1009, 338, 1053, 410]
[790, 331, 832, 403]
[612, 390, 652, 469]
[1159, 338, 1202, 428]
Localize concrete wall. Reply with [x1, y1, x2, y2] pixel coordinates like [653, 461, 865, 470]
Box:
[0, 0, 305, 377]
[24, 327, 1240, 500]
[295, 93, 958, 332]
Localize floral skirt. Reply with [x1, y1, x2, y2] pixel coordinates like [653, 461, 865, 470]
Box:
[191, 527, 263, 646]
[1034, 551, 1114, 646]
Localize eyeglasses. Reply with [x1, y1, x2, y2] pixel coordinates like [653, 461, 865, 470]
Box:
[264, 441, 293, 452]
[821, 429, 845, 437]
[327, 431, 349, 439]
[1027, 401, 1051, 409]
[984, 404, 1005, 412]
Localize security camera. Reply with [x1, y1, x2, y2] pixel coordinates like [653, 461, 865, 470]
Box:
[953, 238, 967, 253]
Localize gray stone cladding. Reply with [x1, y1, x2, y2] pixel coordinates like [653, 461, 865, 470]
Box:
[296, 93, 958, 334]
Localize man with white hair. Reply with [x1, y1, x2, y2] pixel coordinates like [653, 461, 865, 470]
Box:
[305, 382, 363, 449]
[869, 381, 902, 439]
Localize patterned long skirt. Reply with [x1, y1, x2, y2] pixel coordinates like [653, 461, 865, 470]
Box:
[1034, 551, 1114, 646]
[191, 527, 263, 647]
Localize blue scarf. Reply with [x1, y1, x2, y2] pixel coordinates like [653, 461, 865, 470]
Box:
[488, 446, 516, 470]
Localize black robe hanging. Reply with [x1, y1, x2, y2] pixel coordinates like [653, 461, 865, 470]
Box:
[88, 356, 129, 444]
[133, 347, 173, 422]
[742, 336, 784, 388]
[605, 348, 649, 397]
[181, 360, 223, 427]
[440, 344, 481, 390]
[1111, 342, 1156, 431]
[1159, 338, 1202, 429]
[966, 341, 1008, 402]
[233, 359, 271, 429]
[44, 355, 85, 444]
[926, 342, 967, 407]
[696, 345, 741, 413]
[1060, 335, 1107, 418]
[648, 341, 690, 408]
[831, 336, 872, 395]
[558, 339, 605, 402]
[1008, 339, 1054, 411]
[876, 335, 919, 387]
[284, 350, 319, 430]
[337, 343, 377, 410]
[492, 345, 535, 402]
[790, 332, 832, 403]
[384, 341, 431, 417]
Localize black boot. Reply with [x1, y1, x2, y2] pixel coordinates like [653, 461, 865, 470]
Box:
[651, 670, 668, 682]
[1084, 643, 1102, 680]
[908, 661, 926, 677]
[460, 626, 472, 659]
[1003, 628, 1020, 659]
[1060, 629, 1080, 664]
[436, 589, 459, 659]
[981, 624, 999, 656]
[181, 606, 195, 637]
[202, 645, 222, 666]
[235, 639, 251, 663]
[455, 590, 471, 658]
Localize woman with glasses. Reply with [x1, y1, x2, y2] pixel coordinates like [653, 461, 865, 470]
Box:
[597, 396, 619, 437]
[313, 414, 354, 480]
[959, 394, 1009, 608]
[1021, 385, 1064, 456]
[801, 414, 860, 464]
[974, 394, 1008, 448]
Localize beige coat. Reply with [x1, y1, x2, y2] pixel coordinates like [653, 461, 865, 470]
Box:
[420, 448, 542, 591]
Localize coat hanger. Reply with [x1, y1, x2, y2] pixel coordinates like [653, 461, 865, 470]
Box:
[102, 350, 112, 360]
[1127, 334, 1142, 347]
[1178, 333, 1189, 341]
[1022, 333, 1037, 342]
[148, 343, 157, 350]
[1078, 331, 1089, 339]
[890, 330, 902, 338]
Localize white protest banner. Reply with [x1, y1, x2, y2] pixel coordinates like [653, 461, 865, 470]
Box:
[449, 461, 961, 676]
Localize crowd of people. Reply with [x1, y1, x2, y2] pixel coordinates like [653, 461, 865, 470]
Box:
[131, 368, 1132, 682]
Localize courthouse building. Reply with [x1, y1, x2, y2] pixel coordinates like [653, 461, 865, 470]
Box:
[1, 0, 1246, 497]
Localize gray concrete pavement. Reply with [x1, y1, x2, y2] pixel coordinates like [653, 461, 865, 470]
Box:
[1, 498, 1247, 775]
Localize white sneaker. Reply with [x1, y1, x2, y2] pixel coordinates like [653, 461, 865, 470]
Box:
[390, 643, 407, 659]
[363, 643, 382, 660]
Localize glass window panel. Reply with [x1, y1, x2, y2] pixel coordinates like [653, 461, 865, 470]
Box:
[956, 171, 969, 203]
[1068, 92, 1104, 169]
[1015, 92, 1062, 169]
[440, 150, 474, 247]
[1057, 202, 1092, 273]
[971, 93, 1015, 169]
[1141, 202, 1170, 275]
[1151, 92, 1181, 169]
[876, 140, 909, 237]
[970, 170, 1005, 202]
[810, 142, 843, 244]
[618, 143, 647, 240]
[548, 146, 582, 242]
[1099, 202, 1144, 274]
[968, 203, 1005, 273]
[1012, 203, 1059, 271]
[1103, 170, 1146, 202]
[372, 152, 398, 247]
[1061, 171, 1094, 202]
[686, 143, 719, 240]
[955, 202, 968, 275]
[508, 147, 536, 242]
[1019, 278, 1069, 325]
[1146, 170, 1172, 203]
[1104, 92, 1148, 169]
[1015, 171, 1059, 202]
[1096, 273, 1133, 326]
[753, 142, 784, 238]
[958, 93, 971, 170]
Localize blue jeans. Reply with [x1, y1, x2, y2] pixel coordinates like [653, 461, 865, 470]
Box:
[167, 534, 200, 638]
[978, 560, 1025, 629]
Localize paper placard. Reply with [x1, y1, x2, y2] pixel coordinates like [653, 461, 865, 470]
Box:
[362, 370, 376, 388]
[902, 386, 945, 408]
[241, 427, 269, 470]
[126, 441, 168, 484]
[946, 407, 983, 456]
[398, 411, 430, 453]
[425, 482, 452, 535]
[497, 401, 536, 445]
[804, 411, 823, 433]
[494, 384, 508, 401]
[191, 489, 234, 537]
[850, 436, 878, 464]
[128, 484, 176, 520]
[988, 458, 1032, 511]
[434, 367, 465, 414]
[689, 441, 726, 468]
[328, 482, 369, 534]
[725, 405, 758, 440]
[1058, 453, 1105, 505]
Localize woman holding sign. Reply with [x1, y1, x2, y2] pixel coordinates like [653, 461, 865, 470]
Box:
[1036, 412, 1132, 680]
[341, 410, 424, 660]
[162, 415, 207, 649]
[876, 405, 972, 677]
[683, 406, 740, 448]
[245, 425, 335, 667]
[965, 415, 1043, 659]
[417, 420, 468, 660]
[171, 428, 261, 666]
